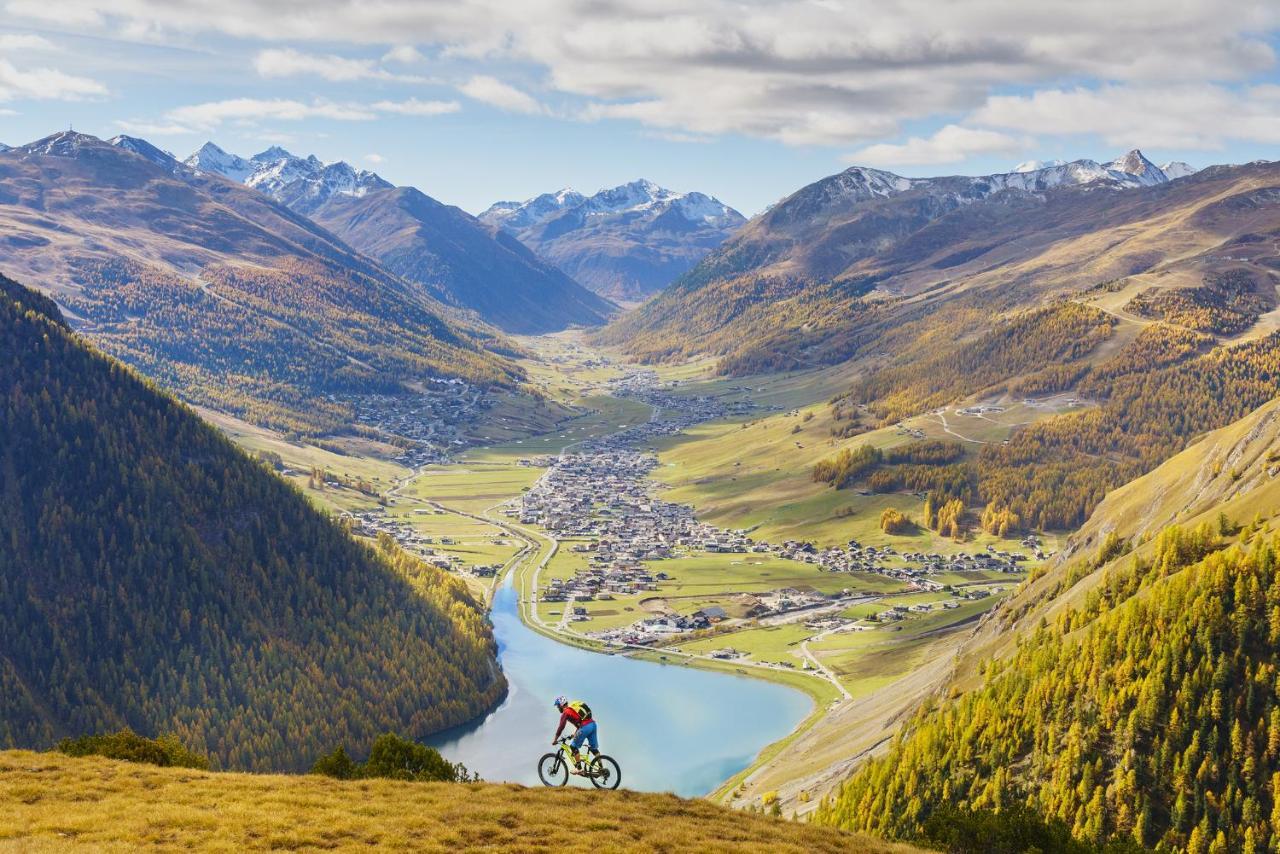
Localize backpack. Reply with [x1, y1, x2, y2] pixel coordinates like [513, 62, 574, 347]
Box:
[569, 700, 593, 720]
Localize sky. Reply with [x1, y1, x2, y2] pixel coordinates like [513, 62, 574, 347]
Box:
[2, 1, 1280, 216]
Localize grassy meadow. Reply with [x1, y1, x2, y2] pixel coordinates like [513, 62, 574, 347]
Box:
[0, 751, 924, 853]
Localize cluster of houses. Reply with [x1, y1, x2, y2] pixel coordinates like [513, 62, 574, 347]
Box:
[516, 370, 1043, 646]
[541, 555, 667, 603]
[592, 610, 726, 646]
[344, 508, 501, 578]
[338, 378, 489, 467]
[812, 539, 1032, 579]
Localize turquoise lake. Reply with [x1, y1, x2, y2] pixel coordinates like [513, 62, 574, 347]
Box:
[429, 578, 813, 796]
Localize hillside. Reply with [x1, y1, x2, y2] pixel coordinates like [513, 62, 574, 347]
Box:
[595, 151, 1255, 368]
[481, 180, 745, 301]
[595, 156, 1280, 532]
[0, 274, 505, 771]
[309, 185, 615, 333]
[815, 396, 1280, 851]
[186, 142, 615, 334]
[0, 751, 914, 853]
[0, 131, 520, 434]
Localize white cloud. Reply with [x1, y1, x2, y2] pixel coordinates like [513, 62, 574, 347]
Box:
[113, 118, 196, 136]
[371, 97, 460, 116]
[167, 97, 375, 129]
[364, 152, 384, 164]
[847, 124, 1027, 167]
[972, 84, 1280, 149]
[0, 33, 58, 51]
[644, 130, 714, 144]
[253, 47, 427, 83]
[4, 1, 1280, 147]
[382, 45, 424, 64]
[458, 75, 542, 114]
[158, 96, 460, 130]
[0, 58, 105, 101]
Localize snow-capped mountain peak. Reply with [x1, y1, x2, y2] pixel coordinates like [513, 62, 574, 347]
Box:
[0, 142, 11, 153]
[1160, 161, 1198, 180]
[184, 142, 254, 182]
[108, 135, 180, 170]
[481, 188, 588, 230]
[582, 179, 683, 216]
[671, 191, 743, 227]
[479, 179, 747, 300]
[1104, 149, 1167, 186]
[181, 142, 392, 213]
[16, 130, 103, 158]
[250, 145, 297, 164]
[481, 180, 741, 232]
[1013, 159, 1066, 173]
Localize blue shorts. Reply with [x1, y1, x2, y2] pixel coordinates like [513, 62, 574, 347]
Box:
[571, 721, 598, 753]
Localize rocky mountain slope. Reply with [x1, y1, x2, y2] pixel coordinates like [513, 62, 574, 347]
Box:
[186, 142, 614, 333]
[481, 179, 745, 301]
[0, 273, 505, 771]
[0, 131, 519, 434]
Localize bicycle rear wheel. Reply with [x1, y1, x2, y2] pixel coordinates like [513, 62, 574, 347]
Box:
[588, 754, 621, 790]
[538, 753, 567, 787]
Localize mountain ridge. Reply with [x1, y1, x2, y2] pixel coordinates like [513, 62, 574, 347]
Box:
[183, 139, 615, 333]
[480, 178, 746, 301]
[596, 150, 1264, 370]
[0, 130, 520, 433]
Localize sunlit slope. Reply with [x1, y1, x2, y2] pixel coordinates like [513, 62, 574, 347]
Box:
[0, 132, 520, 433]
[816, 396, 1280, 850]
[964, 394, 1280, 672]
[0, 751, 921, 853]
[600, 160, 1280, 372]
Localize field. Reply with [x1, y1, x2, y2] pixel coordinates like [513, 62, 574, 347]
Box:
[202, 407, 407, 516]
[0, 751, 921, 853]
[651, 381, 1066, 554]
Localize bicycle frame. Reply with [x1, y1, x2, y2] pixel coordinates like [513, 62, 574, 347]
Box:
[557, 737, 593, 768]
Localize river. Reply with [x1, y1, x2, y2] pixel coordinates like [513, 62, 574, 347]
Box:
[429, 576, 813, 797]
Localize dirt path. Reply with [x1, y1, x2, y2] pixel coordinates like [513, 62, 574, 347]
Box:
[931, 409, 987, 444]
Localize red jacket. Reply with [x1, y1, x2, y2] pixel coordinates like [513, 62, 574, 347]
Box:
[553, 702, 593, 740]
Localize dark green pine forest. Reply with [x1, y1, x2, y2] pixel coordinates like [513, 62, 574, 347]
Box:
[0, 274, 505, 771]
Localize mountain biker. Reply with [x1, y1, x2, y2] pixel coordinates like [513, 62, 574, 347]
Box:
[552, 695, 598, 775]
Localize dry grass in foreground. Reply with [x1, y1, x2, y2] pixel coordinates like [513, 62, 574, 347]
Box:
[0, 751, 920, 853]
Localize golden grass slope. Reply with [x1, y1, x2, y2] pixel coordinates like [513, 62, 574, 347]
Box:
[0, 751, 921, 853]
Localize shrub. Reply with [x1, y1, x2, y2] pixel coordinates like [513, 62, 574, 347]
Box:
[310, 734, 478, 783]
[56, 730, 209, 769]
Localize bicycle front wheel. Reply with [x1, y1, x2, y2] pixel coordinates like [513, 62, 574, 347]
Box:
[588, 754, 621, 790]
[538, 753, 567, 787]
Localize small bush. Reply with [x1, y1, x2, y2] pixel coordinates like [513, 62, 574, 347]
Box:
[311, 733, 478, 783]
[310, 745, 360, 780]
[57, 729, 209, 769]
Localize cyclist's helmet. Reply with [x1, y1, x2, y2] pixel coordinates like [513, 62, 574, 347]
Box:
[553, 695, 568, 709]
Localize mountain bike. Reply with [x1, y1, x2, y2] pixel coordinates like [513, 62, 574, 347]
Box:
[537, 736, 622, 789]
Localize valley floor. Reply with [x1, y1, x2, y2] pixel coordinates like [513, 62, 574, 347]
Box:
[216, 331, 1047, 814]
